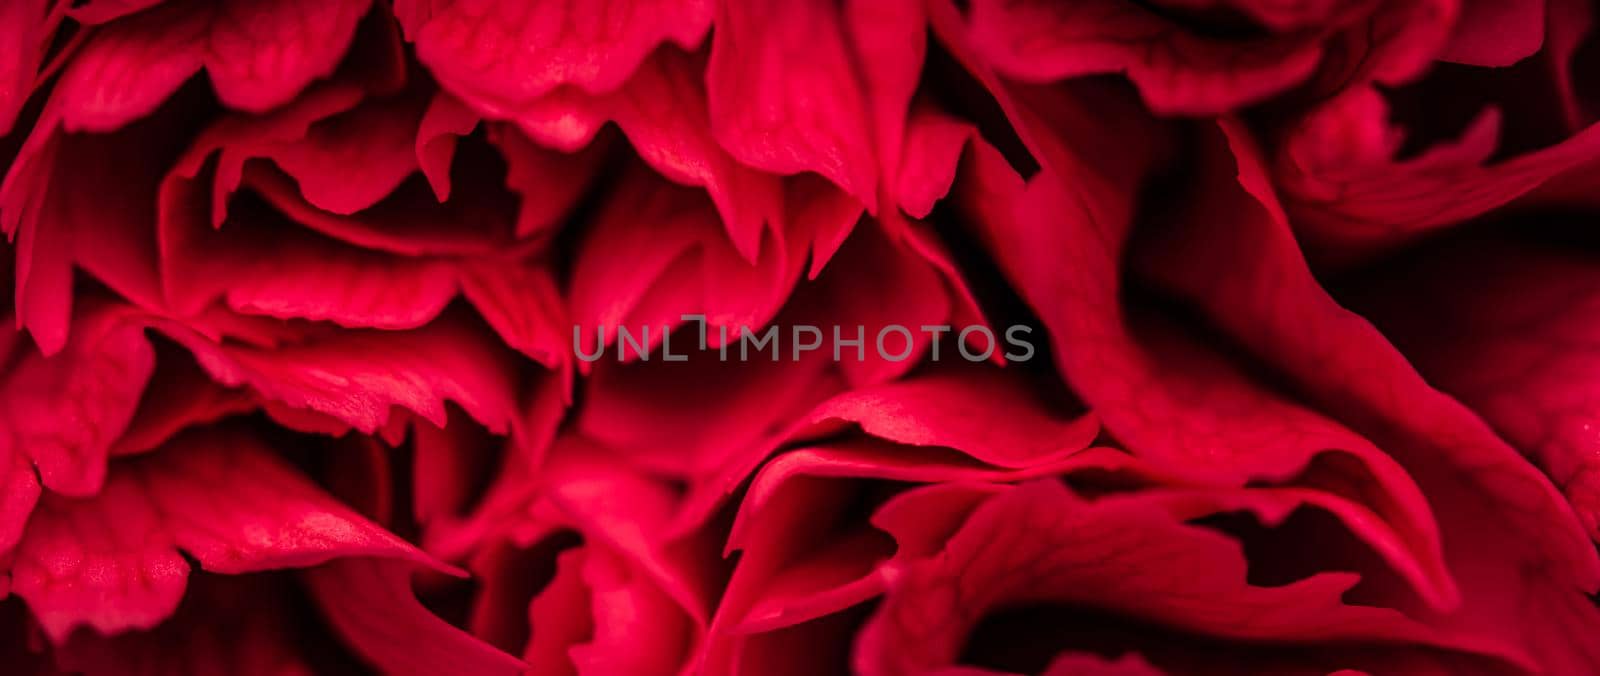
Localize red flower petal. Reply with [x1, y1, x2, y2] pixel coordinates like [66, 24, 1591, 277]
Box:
[790, 175, 867, 280]
[852, 482, 1516, 675]
[1278, 87, 1600, 266]
[399, 0, 712, 101]
[0, 301, 154, 496]
[51, 2, 208, 132]
[265, 88, 433, 216]
[458, 259, 570, 370]
[306, 557, 524, 676]
[55, 0, 370, 132]
[800, 218, 994, 386]
[796, 367, 1096, 469]
[444, 439, 719, 673]
[400, 4, 777, 259]
[67, 0, 166, 25]
[0, 456, 40, 559]
[109, 353, 253, 457]
[965, 0, 1325, 114]
[9, 425, 438, 642]
[707, 0, 879, 211]
[410, 410, 498, 529]
[895, 107, 972, 220]
[526, 544, 693, 675]
[715, 449, 1132, 642]
[488, 123, 608, 241]
[415, 90, 480, 201]
[1136, 118, 1600, 673]
[568, 165, 803, 361]
[578, 350, 840, 478]
[52, 573, 322, 676]
[158, 90, 569, 362]
[160, 180, 462, 329]
[603, 49, 784, 261]
[1439, 0, 1545, 67]
[3, 94, 189, 354]
[523, 547, 593, 676]
[0, 0, 59, 137]
[158, 311, 519, 434]
[959, 93, 1459, 610]
[844, 0, 926, 215]
[1345, 237, 1600, 541]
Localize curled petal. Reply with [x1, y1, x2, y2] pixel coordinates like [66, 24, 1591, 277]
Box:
[10, 426, 440, 642]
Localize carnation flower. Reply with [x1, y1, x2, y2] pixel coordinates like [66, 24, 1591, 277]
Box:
[3, 0, 1600, 674]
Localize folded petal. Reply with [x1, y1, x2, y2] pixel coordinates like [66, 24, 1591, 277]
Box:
[853, 482, 1515, 675]
[0, 302, 154, 496]
[568, 165, 801, 360]
[304, 557, 524, 676]
[526, 544, 693, 675]
[159, 179, 462, 329]
[896, 107, 973, 220]
[158, 311, 519, 434]
[605, 49, 784, 261]
[795, 367, 1096, 469]
[1439, 0, 1545, 67]
[965, 0, 1325, 114]
[109, 350, 253, 457]
[799, 218, 994, 386]
[1279, 86, 1600, 266]
[0, 0, 59, 137]
[399, 0, 712, 101]
[447, 440, 718, 673]
[3, 91, 190, 354]
[10, 425, 436, 641]
[578, 350, 841, 478]
[403, 7, 776, 260]
[54, 0, 371, 132]
[1343, 236, 1600, 541]
[264, 87, 432, 215]
[957, 91, 1456, 611]
[415, 90, 480, 201]
[53, 572, 322, 676]
[67, 0, 166, 24]
[487, 123, 608, 241]
[707, 0, 879, 211]
[1135, 118, 1600, 673]
[458, 259, 570, 369]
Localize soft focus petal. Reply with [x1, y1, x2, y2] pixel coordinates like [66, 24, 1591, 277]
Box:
[853, 482, 1516, 675]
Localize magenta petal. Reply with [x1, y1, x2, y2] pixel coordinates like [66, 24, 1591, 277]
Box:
[158, 312, 519, 435]
[1279, 87, 1600, 266]
[306, 557, 524, 676]
[1439, 0, 1545, 67]
[400, 0, 713, 101]
[1, 302, 154, 496]
[1137, 118, 1600, 673]
[10, 426, 439, 642]
[707, 0, 879, 211]
[51, 573, 318, 676]
[488, 123, 607, 241]
[964, 0, 1325, 114]
[415, 91, 480, 201]
[852, 482, 1520, 676]
[796, 367, 1096, 468]
[203, 0, 372, 113]
[0, 0, 57, 137]
[55, 0, 369, 132]
[1345, 237, 1600, 541]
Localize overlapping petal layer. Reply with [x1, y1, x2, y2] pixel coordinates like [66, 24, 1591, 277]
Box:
[3, 0, 1600, 674]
